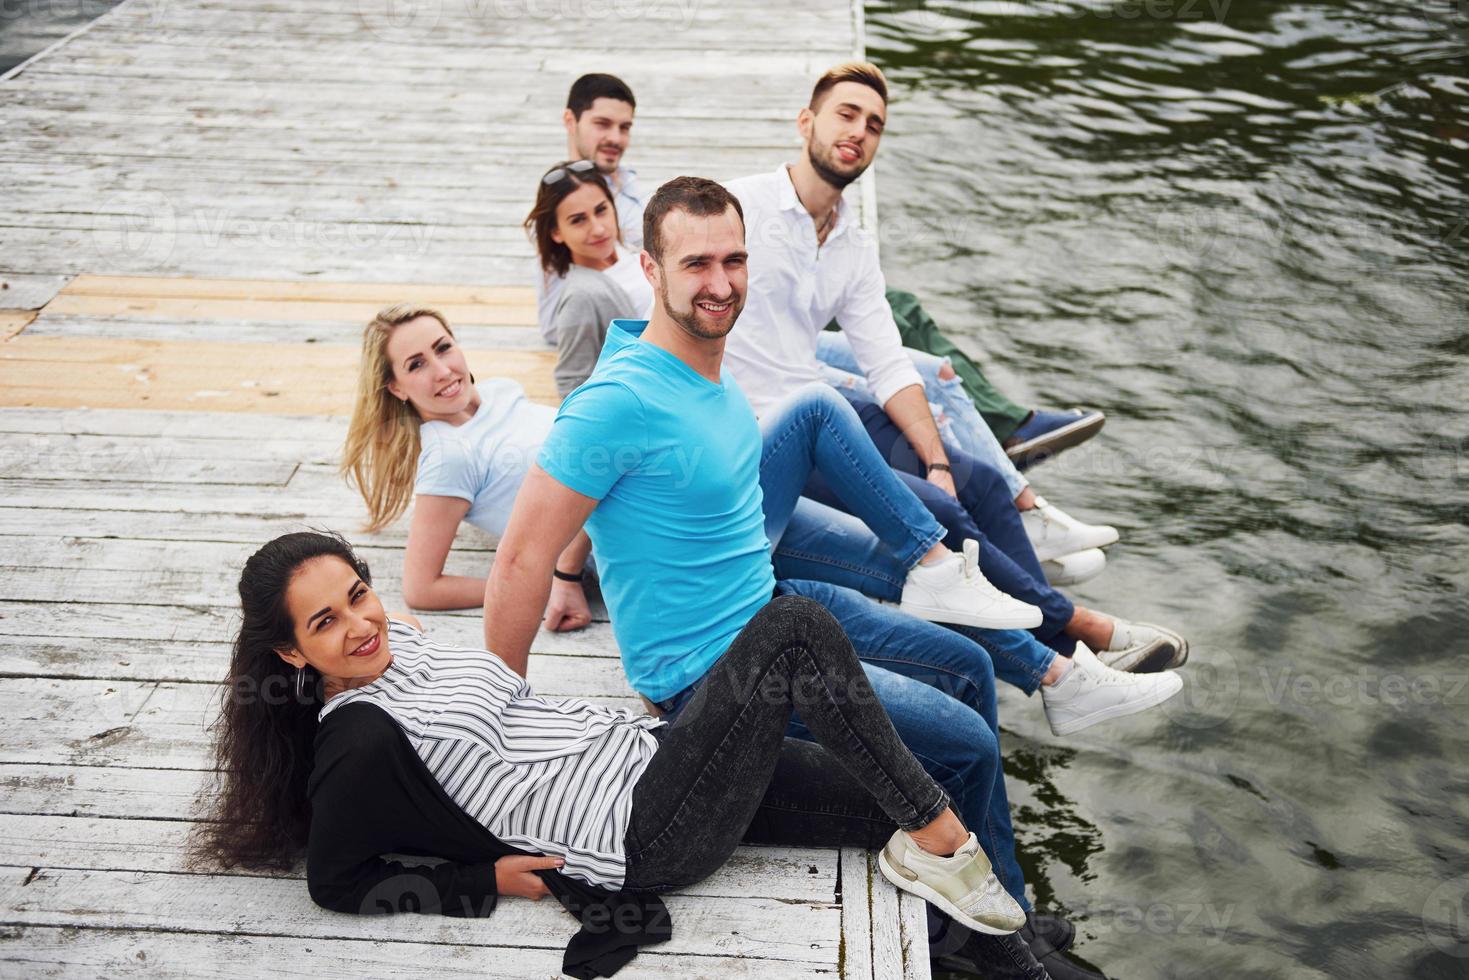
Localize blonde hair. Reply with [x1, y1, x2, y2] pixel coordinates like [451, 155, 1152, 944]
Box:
[809, 61, 888, 111]
[341, 305, 454, 532]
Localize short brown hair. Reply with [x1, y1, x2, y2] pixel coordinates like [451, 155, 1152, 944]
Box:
[809, 61, 888, 111]
[642, 176, 745, 264]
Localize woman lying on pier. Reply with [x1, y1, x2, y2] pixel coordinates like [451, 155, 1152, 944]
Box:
[192, 530, 1031, 977]
[524, 160, 1189, 675]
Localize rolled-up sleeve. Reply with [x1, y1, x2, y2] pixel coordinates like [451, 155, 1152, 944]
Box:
[835, 245, 923, 407]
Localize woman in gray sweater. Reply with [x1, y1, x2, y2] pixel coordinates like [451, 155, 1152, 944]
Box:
[524, 159, 653, 398]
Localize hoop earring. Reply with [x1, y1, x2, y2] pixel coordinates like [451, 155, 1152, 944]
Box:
[294, 667, 306, 700]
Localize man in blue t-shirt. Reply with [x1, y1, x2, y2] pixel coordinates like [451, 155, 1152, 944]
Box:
[482, 176, 1141, 979]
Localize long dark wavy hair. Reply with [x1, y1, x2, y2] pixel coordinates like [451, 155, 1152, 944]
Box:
[190, 531, 373, 870]
[523, 159, 618, 279]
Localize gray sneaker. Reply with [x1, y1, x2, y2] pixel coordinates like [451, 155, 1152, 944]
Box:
[878, 829, 1026, 935]
[1099, 620, 1189, 672]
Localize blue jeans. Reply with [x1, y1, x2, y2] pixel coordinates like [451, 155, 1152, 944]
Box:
[816, 331, 1028, 498]
[806, 391, 1079, 658]
[761, 383, 942, 592]
[760, 383, 1060, 691]
[658, 580, 1036, 910]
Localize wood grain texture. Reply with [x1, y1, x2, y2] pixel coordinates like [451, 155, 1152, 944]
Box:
[0, 335, 557, 412]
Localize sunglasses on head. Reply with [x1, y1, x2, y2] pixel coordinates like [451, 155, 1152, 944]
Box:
[542, 159, 597, 185]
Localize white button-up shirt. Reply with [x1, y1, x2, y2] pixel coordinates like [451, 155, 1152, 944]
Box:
[535, 166, 646, 341]
[722, 164, 921, 417]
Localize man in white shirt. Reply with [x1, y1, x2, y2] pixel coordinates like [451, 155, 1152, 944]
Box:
[536, 73, 647, 334]
[722, 63, 1190, 677]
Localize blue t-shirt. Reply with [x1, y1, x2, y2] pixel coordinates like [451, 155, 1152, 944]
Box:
[537, 319, 775, 702]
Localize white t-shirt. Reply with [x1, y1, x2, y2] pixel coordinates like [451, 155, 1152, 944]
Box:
[413, 378, 555, 537]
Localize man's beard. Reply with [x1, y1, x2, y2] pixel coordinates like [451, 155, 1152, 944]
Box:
[807, 134, 868, 190]
[573, 136, 621, 175]
[658, 278, 744, 340]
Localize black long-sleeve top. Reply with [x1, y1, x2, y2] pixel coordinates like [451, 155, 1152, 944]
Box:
[306, 701, 671, 978]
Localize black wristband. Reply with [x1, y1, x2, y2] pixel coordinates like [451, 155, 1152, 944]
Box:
[927, 463, 952, 474]
[553, 568, 584, 583]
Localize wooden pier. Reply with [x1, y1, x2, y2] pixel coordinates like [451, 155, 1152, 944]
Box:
[0, 0, 933, 976]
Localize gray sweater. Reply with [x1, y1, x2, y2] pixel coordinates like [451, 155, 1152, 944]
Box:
[551, 265, 637, 398]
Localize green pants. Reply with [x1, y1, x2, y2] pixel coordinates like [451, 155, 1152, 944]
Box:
[831, 289, 1031, 441]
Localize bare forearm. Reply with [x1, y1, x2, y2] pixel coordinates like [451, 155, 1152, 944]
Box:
[556, 532, 593, 575]
[483, 545, 556, 676]
[404, 573, 487, 612]
[884, 384, 950, 468]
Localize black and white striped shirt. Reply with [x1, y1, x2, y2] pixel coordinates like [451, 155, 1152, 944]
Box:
[318, 620, 663, 889]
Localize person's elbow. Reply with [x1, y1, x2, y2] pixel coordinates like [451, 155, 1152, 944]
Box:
[400, 572, 442, 612]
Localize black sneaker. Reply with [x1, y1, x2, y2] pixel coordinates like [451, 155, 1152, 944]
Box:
[1022, 909, 1075, 957]
[934, 913, 1107, 980]
[932, 927, 1053, 979]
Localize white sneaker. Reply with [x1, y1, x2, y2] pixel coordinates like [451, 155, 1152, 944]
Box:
[878, 829, 1025, 935]
[1020, 496, 1119, 562]
[1100, 619, 1189, 672]
[1040, 548, 1107, 587]
[901, 539, 1043, 630]
[1040, 643, 1183, 736]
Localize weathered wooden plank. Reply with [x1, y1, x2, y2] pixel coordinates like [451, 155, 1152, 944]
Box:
[869, 845, 910, 980]
[25, 315, 548, 350]
[0, 274, 69, 311]
[899, 893, 933, 980]
[0, 678, 642, 769]
[839, 848, 874, 980]
[0, 336, 557, 413]
[0, 635, 627, 692]
[0, 111, 798, 153]
[27, 30, 827, 75]
[0, 926, 830, 980]
[0, 764, 205, 821]
[0, 815, 837, 904]
[0, 480, 371, 519]
[0, 446, 296, 486]
[59, 275, 534, 305]
[0, 506, 406, 546]
[41, 295, 536, 328]
[0, 406, 352, 440]
[0, 236, 537, 285]
[1, 867, 843, 964]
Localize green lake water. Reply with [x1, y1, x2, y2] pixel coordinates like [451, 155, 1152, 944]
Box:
[865, 1, 1468, 976]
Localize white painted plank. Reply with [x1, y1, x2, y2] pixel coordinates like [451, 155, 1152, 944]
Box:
[0, 926, 831, 980]
[0, 637, 628, 694]
[1, 867, 842, 965]
[0, 274, 69, 311]
[0, 814, 838, 904]
[0, 406, 352, 440]
[899, 893, 934, 980]
[870, 854, 906, 980]
[839, 848, 873, 980]
[25, 316, 549, 350]
[0, 764, 205, 821]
